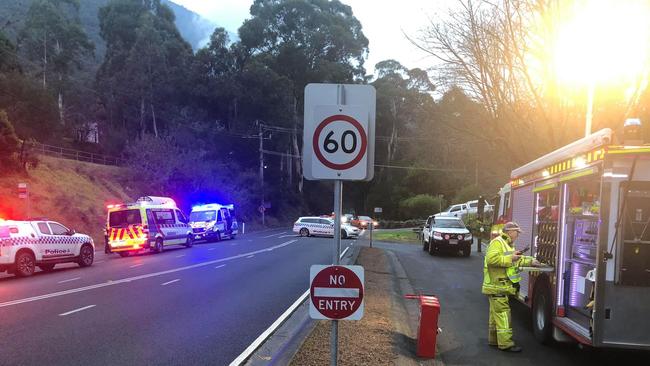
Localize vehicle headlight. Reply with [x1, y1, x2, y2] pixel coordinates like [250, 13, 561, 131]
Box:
[433, 231, 443, 240]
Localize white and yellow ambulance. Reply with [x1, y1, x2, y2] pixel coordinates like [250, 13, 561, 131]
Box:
[105, 196, 193, 257]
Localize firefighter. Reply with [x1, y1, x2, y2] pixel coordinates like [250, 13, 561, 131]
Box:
[482, 221, 540, 352]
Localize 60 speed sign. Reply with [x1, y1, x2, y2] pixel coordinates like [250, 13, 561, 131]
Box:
[308, 105, 369, 180]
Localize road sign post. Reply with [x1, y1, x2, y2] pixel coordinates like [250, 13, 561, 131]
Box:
[303, 83, 375, 366]
[18, 183, 30, 219]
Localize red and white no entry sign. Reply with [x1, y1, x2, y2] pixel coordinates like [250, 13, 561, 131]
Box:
[310, 265, 364, 320]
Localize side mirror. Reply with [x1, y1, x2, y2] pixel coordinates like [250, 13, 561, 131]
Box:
[68, 229, 76, 236]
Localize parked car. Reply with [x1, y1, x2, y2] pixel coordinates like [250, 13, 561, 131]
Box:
[465, 199, 494, 215]
[0, 219, 94, 277]
[434, 203, 469, 218]
[421, 216, 472, 257]
[293, 216, 360, 239]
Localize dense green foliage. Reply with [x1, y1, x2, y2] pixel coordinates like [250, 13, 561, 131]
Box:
[5, 0, 648, 224]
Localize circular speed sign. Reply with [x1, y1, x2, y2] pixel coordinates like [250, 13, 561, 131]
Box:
[312, 114, 368, 170]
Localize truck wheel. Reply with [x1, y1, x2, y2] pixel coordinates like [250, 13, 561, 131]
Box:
[461, 246, 471, 257]
[185, 235, 194, 248]
[39, 263, 56, 272]
[119, 252, 130, 258]
[422, 237, 428, 251]
[216, 231, 222, 242]
[15, 251, 36, 277]
[154, 238, 164, 253]
[78, 244, 94, 267]
[299, 228, 309, 237]
[533, 282, 553, 344]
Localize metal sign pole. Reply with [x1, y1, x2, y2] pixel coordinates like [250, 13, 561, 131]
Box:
[331, 179, 342, 366]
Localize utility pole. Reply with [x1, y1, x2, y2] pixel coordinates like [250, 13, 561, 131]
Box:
[259, 122, 265, 226]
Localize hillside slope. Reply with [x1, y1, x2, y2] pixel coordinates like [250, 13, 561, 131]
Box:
[0, 156, 134, 243]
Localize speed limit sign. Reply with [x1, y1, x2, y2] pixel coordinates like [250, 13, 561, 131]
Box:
[303, 84, 375, 181]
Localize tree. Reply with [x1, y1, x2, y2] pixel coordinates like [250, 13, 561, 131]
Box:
[19, 0, 94, 125]
[238, 0, 369, 192]
[97, 0, 193, 139]
[0, 110, 21, 172]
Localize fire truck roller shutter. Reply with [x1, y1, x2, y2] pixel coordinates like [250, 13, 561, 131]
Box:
[511, 184, 535, 300]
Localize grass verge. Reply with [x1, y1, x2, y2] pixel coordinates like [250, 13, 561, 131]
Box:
[372, 229, 420, 244]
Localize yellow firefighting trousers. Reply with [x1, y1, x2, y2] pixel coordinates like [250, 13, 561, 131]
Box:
[488, 295, 514, 349]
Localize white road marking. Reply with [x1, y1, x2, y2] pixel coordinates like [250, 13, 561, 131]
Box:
[215, 265, 226, 269]
[208, 248, 216, 251]
[129, 264, 144, 268]
[161, 279, 180, 286]
[59, 305, 96, 317]
[246, 255, 254, 259]
[231, 243, 238, 246]
[0, 240, 299, 309]
[175, 254, 186, 258]
[261, 233, 282, 238]
[57, 277, 80, 284]
[278, 234, 296, 238]
[94, 261, 105, 264]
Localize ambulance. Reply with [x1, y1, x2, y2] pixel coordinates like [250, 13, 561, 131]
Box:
[106, 196, 193, 257]
[491, 120, 650, 350]
[189, 204, 238, 242]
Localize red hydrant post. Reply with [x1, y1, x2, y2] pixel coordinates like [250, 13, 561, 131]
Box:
[405, 294, 441, 358]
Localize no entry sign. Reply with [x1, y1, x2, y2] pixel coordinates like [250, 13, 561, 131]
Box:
[310, 265, 364, 320]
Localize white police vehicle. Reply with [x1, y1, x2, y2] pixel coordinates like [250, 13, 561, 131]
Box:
[421, 216, 472, 257]
[293, 216, 360, 239]
[189, 204, 238, 242]
[0, 219, 94, 277]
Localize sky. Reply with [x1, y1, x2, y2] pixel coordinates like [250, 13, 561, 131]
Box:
[171, 0, 454, 74]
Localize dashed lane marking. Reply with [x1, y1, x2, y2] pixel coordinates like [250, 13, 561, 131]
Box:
[59, 305, 95, 317]
[58, 277, 81, 284]
[215, 265, 226, 269]
[0, 240, 298, 309]
[175, 254, 186, 258]
[246, 255, 254, 259]
[129, 264, 144, 268]
[161, 279, 180, 286]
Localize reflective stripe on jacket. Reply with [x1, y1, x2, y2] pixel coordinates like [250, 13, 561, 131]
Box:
[482, 234, 533, 295]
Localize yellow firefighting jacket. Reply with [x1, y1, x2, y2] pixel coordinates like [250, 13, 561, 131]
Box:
[482, 233, 534, 296]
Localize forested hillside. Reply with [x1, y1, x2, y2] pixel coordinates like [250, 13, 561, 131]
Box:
[2, 0, 649, 224]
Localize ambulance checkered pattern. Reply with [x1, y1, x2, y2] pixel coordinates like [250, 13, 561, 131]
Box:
[109, 226, 145, 241]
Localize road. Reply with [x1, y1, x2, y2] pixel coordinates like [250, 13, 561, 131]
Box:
[369, 239, 649, 365]
[0, 228, 357, 366]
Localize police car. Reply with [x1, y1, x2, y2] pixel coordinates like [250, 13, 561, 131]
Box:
[106, 196, 193, 257]
[292, 216, 360, 239]
[189, 203, 238, 242]
[0, 219, 95, 277]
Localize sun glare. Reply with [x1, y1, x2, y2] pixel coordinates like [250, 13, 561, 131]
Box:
[552, 0, 650, 86]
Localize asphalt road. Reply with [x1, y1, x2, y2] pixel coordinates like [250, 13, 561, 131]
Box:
[0, 228, 357, 366]
[368, 239, 649, 365]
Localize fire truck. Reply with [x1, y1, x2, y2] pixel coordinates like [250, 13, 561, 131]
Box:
[492, 121, 649, 350]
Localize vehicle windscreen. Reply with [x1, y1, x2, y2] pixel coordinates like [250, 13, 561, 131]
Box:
[109, 209, 142, 227]
[433, 219, 465, 229]
[190, 210, 217, 222]
[359, 216, 371, 221]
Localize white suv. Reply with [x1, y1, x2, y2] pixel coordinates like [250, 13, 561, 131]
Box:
[293, 216, 360, 239]
[0, 220, 95, 277]
[435, 203, 469, 218]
